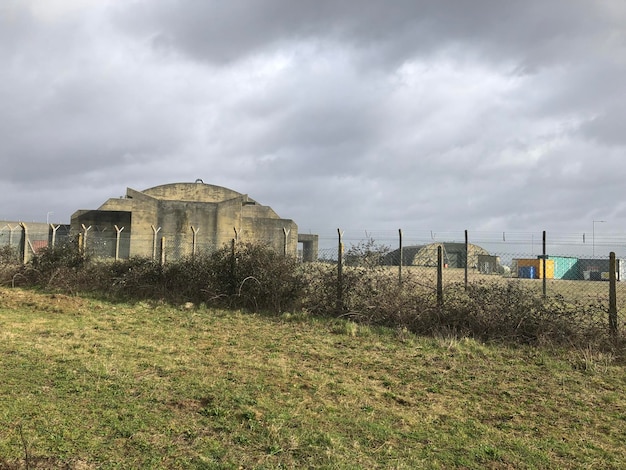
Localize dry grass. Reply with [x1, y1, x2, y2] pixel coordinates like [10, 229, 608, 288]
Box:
[2, 287, 626, 468]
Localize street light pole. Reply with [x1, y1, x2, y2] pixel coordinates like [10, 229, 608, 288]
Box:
[592, 220, 605, 258]
[46, 211, 54, 224]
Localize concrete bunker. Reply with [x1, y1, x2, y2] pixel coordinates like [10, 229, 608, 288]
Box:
[71, 181, 316, 261]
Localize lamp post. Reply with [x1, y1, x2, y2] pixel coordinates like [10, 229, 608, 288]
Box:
[592, 220, 605, 258]
[46, 211, 54, 224]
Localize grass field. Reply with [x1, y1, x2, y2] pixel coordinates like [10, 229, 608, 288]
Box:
[1, 287, 626, 469]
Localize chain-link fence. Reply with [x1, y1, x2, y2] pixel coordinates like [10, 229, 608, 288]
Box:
[2, 223, 623, 325]
[313, 229, 626, 324]
[0, 223, 71, 263]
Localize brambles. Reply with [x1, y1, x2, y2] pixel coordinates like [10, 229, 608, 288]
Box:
[344, 237, 390, 268]
[0, 245, 19, 265]
[0, 239, 621, 351]
[204, 242, 305, 312]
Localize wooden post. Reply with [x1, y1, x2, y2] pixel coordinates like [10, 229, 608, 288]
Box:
[609, 252, 618, 336]
[464, 229, 469, 291]
[437, 245, 443, 307]
[337, 229, 344, 313]
[542, 231, 547, 298]
[398, 229, 403, 285]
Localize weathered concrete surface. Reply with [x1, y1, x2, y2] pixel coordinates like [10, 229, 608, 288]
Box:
[71, 182, 302, 259]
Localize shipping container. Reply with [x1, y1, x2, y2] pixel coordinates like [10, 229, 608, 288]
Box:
[546, 256, 578, 280]
[578, 259, 617, 281]
[514, 258, 554, 279]
[518, 266, 536, 279]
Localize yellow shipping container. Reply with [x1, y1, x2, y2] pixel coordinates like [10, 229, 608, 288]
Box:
[515, 258, 555, 279]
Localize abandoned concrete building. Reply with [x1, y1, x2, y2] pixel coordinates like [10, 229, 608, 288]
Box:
[70, 182, 318, 261]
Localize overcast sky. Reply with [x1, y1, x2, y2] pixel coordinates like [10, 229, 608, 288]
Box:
[2, 0, 626, 248]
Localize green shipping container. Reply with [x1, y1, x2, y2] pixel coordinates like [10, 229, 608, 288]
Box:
[546, 256, 579, 280]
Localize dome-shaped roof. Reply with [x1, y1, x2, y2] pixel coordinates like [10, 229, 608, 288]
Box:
[141, 182, 255, 204]
[384, 242, 489, 267]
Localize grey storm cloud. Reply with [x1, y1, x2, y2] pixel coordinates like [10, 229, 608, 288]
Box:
[1, 0, 625, 241]
[116, 0, 622, 69]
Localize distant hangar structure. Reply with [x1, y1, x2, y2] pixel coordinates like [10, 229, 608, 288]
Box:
[384, 242, 497, 272]
[71, 181, 318, 261]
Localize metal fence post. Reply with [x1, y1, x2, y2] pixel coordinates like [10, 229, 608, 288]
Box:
[283, 227, 290, 256]
[609, 252, 618, 336]
[49, 224, 60, 248]
[437, 245, 443, 307]
[19, 222, 28, 265]
[8, 224, 17, 248]
[337, 229, 344, 313]
[81, 224, 92, 257]
[191, 225, 199, 258]
[160, 236, 166, 266]
[114, 225, 124, 261]
[398, 228, 403, 285]
[230, 238, 237, 295]
[151, 225, 161, 261]
[542, 230, 547, 298]
[464, 229, 468, 291]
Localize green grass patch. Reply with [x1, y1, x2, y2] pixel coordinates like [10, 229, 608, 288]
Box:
[1, 287, 626, 468]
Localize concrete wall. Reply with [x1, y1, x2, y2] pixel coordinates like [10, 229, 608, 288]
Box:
[143, 182, 247, 203]
[70, 182, 303, 260]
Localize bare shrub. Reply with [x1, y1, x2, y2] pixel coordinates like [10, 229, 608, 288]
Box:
[102, 257, 165, 299]
[0, 245, 19, 265]
[204, 242, 305, 313]
[9, 238, 88, 291]
[301, 262, 617, 350]
[30, 237, 85, 273]
[414, 281, 612, 348]
[344, 237, 390, 268]
[301, 262, 434, 325]
[0, 246, 21, 286]
[4, 234, 620, 352]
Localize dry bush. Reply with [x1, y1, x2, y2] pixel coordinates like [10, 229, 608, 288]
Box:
[0, 246, 21, 286]
[301, 263, 435, 324]
[435, 281, 611, 347]
[6, 239, 90, 292]
[203, 242, 305, 312]
[100, 257, 165, 299]
[302, 263, 617, 350]
[4, 238, 621, 352]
